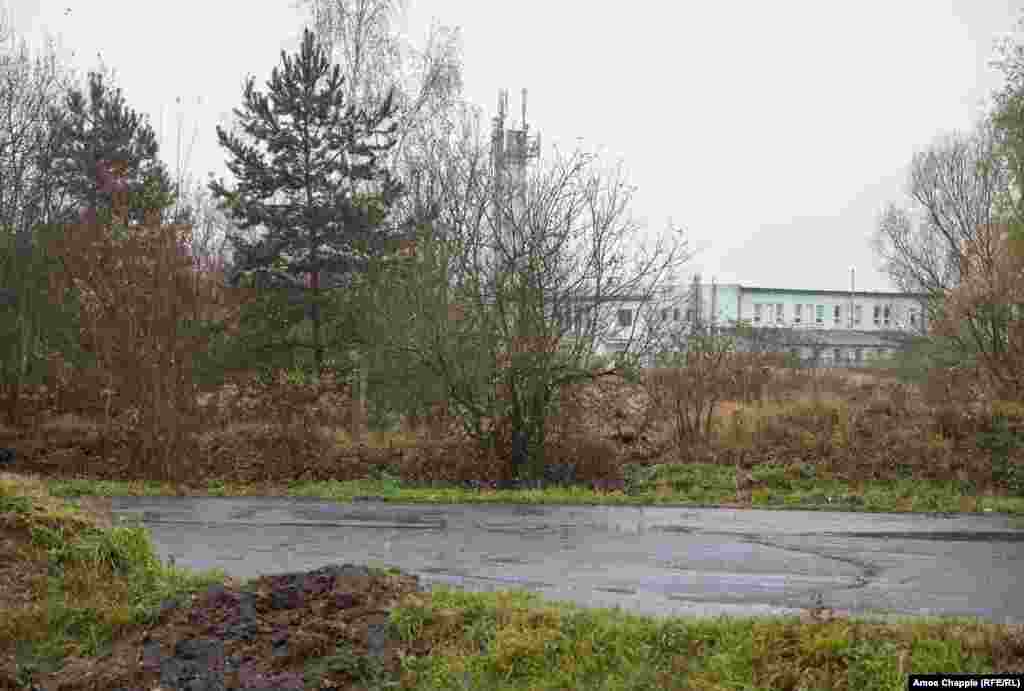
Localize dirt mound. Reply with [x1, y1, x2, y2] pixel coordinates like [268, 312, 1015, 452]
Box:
[34, 564, 430, 691]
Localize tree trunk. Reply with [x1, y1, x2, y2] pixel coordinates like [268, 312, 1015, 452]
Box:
[349, 349, 367, 442]
[311, 269, 323, 375]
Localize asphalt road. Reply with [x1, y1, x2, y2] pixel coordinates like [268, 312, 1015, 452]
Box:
[110, 497, 1024, 624]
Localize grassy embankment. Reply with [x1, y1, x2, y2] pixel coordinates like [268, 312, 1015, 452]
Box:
[3, 470, 1023, 691]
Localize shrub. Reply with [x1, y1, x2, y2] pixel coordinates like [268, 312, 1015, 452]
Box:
[34, 188, 251, 482]
[545, 436, 621, 488]
[621, 463, 661, 496]
[644, 328, 741, 457]
[978, 407, 1024, 495]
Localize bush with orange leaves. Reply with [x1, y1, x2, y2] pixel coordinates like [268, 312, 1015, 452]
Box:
[931, 222, 1024, 402]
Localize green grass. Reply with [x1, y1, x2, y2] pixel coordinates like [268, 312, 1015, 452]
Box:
[0, 475, 227, 679]
[382, 585, 1020, 690]
[46, 477, 175, 498]
[37, 463, 1024, 515]
[6, 473, 1024, 690]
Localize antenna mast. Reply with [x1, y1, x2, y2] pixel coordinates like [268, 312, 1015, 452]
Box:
[490, 87, 542, 283]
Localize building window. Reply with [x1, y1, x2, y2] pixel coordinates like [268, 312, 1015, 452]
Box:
[833, 305, 841, 325]
[873, 305, 881, 325]
[855, 347, 862, 362]
[661, 308, 669, 322]
[883, 305, 891, 327]
[754, 303, 762, 324]
[775, 303, 784, 323]
[794, 304, 802, 323]
[674, 308, 681, 321]
[807, 304, 814, 324]
[910, 309, 917, 327]
[833, 347, 841, 363]
[854, 304, 862, 326]
[815, 305, 824, 324]
[617, 308, 632, 327]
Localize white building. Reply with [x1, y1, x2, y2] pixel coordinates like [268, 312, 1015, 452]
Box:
[585, 275, 929, 367]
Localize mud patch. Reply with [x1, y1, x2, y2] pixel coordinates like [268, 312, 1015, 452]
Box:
[36, 563, 431, 691]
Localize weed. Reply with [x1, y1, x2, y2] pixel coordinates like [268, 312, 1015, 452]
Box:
[304, 642, 386, 686]
[978, 415, 1024, 496]
[0, 494, 32, 514]
[751, 463, 791, 490]
[621, 463, 661, 496]
[365, 464, 402, 490]
[390, 598, 433, 641]
[206, 478, 229, 495]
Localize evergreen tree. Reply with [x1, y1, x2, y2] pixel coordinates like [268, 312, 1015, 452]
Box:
[209, 27, 403, 375]
[37, 69, 181, 230]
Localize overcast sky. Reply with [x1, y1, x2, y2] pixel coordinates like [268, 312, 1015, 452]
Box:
[6, 0, 1022, 292]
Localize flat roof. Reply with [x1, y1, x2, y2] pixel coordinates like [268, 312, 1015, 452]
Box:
[555, 285, 930, 302]
[740, 286, 928, 299]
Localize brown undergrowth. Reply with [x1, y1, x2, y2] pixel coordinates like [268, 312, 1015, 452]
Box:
[0, 363, 651, 491]
[2, 359, 1022, 497]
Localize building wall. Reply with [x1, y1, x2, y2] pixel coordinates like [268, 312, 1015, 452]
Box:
[739, 288, 927, 333]
[583, 281, 930, 368]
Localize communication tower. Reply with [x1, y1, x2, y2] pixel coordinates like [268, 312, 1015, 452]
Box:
[492, 88, 541, 204]
[489, 88, 542, 289]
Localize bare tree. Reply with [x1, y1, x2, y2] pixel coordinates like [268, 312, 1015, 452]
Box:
[872, 120, 1010, 309]
[0, 14, 88, 419]
[0, 15, 79, 251]
[154, 98, 237, 280]
[357, 119, 689, 484]
[294, 0, 463, 175]
[933, 222, 1024, 400]
[872, 116, 1024, 393]
[644, 322, 737, 453]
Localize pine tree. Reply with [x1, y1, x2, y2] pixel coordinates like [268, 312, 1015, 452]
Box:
[38, 69, 180, 230]
[209, 27, 403, 375]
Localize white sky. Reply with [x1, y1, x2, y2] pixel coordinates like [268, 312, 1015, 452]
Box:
[6, 0, 1022, 291]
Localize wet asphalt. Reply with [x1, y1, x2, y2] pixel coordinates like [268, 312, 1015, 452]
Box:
[110, 497, 1024, 624]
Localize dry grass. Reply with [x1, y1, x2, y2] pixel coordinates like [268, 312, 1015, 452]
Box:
[2, 346, 1022, 497]
[0, 472, 139, 675]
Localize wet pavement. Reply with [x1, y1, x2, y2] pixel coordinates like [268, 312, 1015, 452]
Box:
[111, 497, 1024, 624]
